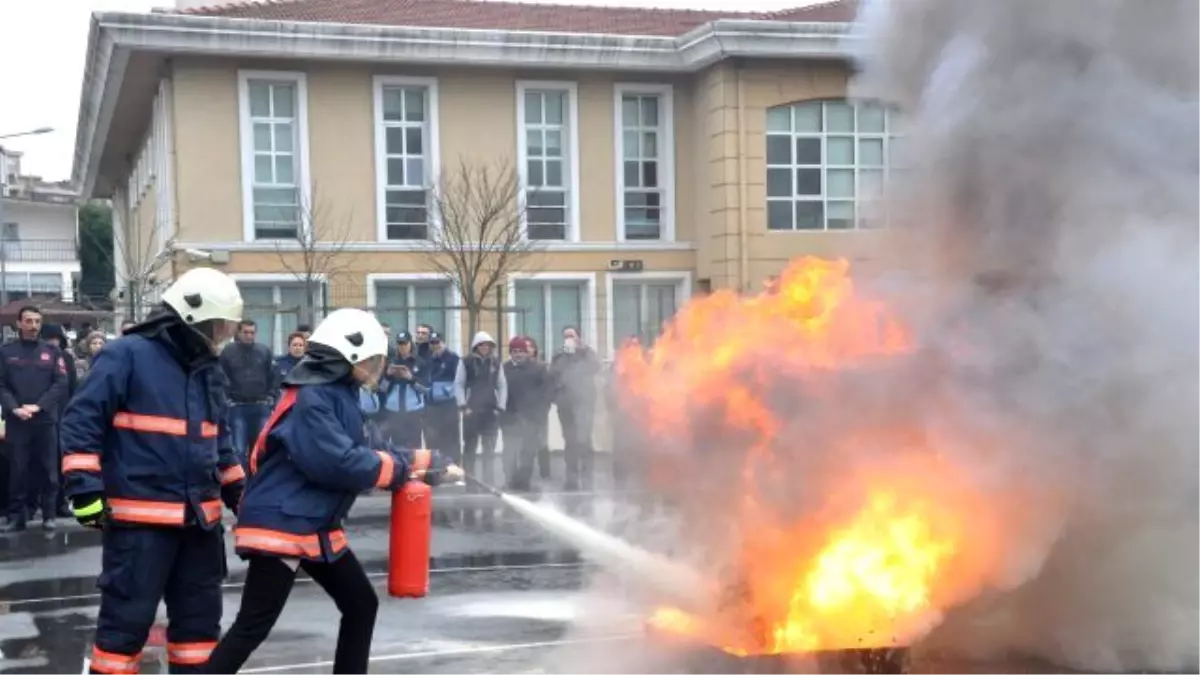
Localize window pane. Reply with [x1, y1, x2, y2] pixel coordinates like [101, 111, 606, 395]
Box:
[388, 158, 405, 185]
[271, 84, 295, 118]
[405, 127, 423, 155]
[249, 83, 271, 117]
[622, 97, 639, 127]
[640, 96, 658, 126]
[387, 224, 428, 240]
[624, 161, 640, 187]
[859, 104, 886, 133]
[387, 189, 427, 206]
[622, 130, 639, 159]
[253, 123, 272, 152]
[826, 169, 854, 198]
[524, 92, 542, 123]
[406, 158, 424, 186]
[767, 201, 793, 230]
[413, 285, 447, 334]
[526, 129, 544, 156]
[766, 135, 791, 165]
[273, 123, 293, 152]
[274, 155, 294, 184]
[545, 130, 562, 157]
[646, 283, 677, 344]
[767, 168, 791, 197]
[795, 169, 821, 196]
[375, 286, 410, 334]
[796, 201, 824, 230]
[860, 169, 884, 198]
[527, 206, 565, 224]
[254, 154, 273, 182]
[889, 136, 906, 167]
[549, 284, 582, 348]
[546, 160, 562, 187]
[382, 89, 404, 121]
[514, 283, 546, 349]
[766, 106, 791, 132]
[239, 285, 275, 348]
[642, 132, 657, 158]
[544, 92, 564, 125]
[386, 127, 405, 155]
[643, 161, 658, 188]
[527, 191, 565, 207]
[527, 160, 543, 186]
[859, 138, 885, 166]
[254, 186, 298, 205]
[827, 201, 855, 230]
[613, 284, 640, 347]
[794, 102, 821, 132]
[825, 101, 853, 132]
[404, 89, 425, 122]
[795, 138, 822, 165]
[827, 136, 854, 165]
[528, 223, 566, 240]
[278, 285, 308, 345]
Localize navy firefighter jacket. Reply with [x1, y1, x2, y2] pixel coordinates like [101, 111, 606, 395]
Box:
[235, 379, 411, 562]
[60, 315, 245, 529]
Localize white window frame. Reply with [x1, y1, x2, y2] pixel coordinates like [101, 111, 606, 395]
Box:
[613, 83, 675, 243]
[237, 70, 312, 243]
[228, 273, 326, 353]
[604, 270, 691, 359]
[515, 80, 581, 243]
[365, 272, 462, 354]
[506, 272, 597, 354]
[372, 75, 441, 243]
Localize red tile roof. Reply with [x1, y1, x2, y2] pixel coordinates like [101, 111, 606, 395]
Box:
[172, 0, 857, 37]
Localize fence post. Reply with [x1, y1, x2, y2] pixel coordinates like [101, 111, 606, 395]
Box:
[495, 285, 504, 349]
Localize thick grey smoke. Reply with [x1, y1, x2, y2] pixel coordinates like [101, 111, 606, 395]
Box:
[851, 0, 1199, 670]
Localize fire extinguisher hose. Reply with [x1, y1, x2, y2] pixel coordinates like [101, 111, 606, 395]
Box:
[462, 473, 506, 498]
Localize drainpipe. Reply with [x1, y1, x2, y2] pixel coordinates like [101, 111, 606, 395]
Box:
[734, 60, 750, 292]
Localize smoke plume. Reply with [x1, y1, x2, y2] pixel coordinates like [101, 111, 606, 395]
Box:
[851, 0, 1198, 670]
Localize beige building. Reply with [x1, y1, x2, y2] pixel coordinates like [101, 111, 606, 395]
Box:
[73, 0, 899, 355]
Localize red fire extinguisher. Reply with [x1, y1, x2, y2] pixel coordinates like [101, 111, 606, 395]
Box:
[388, 448, 433, 598]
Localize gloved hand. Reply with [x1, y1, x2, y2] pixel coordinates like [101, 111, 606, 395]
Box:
[71, 493, 107, 529]
[221, 482, 244, 515]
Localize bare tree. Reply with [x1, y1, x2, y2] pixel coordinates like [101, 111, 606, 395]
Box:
[423, 159, 544, 336]
[107, 201, 173, 321]
[272, 187, 355, 327]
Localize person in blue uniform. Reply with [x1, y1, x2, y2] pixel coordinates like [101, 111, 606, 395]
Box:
[379, 330, 427, 449]
[60, 268, 247, 674]
[204, 308, 463, 674]
[423, 331, 461, 463]
[0, 306, 68, 532]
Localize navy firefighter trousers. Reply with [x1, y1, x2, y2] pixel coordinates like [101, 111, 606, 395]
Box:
[91, 524, 225, 674]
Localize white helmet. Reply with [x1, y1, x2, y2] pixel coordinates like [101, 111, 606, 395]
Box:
[308, 308, 388, 364]
[161, 268, 244, 325]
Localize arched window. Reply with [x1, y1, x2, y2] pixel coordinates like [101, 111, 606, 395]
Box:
[765, 99, 901, 231]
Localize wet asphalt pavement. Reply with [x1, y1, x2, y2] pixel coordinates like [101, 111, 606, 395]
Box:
[0, 477, 1122, 674]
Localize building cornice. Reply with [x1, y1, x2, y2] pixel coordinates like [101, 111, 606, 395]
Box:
[74, 11, 854, 196]
[171, 240, 696, 253]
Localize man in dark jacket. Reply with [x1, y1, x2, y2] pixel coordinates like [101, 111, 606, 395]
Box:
[0, 306, 68, 531]
[61, 268, 246, 673]
[501, 337, 549, 492]
[453, 331, 506, 486]
[550, 325, 600, 491]
[38, 322, 78, 519]
[414, 323, 434, 360]
[219, 319, 276, 465]
[423, 331, 461, 463]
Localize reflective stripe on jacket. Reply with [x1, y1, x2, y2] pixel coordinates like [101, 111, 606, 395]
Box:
[59, 332, 242, 529]
[235, 382, 409, 562]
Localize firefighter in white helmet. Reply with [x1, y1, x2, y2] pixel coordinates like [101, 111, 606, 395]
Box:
[205, 308, 462, 673]
[61, 267, 246, 673]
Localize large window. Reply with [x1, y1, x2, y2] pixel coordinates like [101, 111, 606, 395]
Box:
[372, 282, 450, 336]
[615, 84, 675, 241]
[765, 99, 900, 231]
[237, 281, 324, 353]
[611, 280, 681, 348]
[518, 82, 578, 241]
[375, 77, 438, 241]
[513, 279, 586, 358]
[239, 71, 309, 241]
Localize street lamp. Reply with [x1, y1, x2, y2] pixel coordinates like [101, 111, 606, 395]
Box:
[0, 126, 56, 307]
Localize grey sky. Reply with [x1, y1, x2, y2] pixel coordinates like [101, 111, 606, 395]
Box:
[0, 0, 816, 182]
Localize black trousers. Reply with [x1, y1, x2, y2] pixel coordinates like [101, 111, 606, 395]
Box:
[501, 416, 539, 492]
[205, 551, 378, 674]
[424, 405, 461, 463]
[462, 409, 499, 485]
[5, 422, 57, 522]
[92, 525, 225, 674]
[557, 403, 594, 489]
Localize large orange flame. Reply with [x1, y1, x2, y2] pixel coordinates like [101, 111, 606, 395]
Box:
[620, 257, 983, 655]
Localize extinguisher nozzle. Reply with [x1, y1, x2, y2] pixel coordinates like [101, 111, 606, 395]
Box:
[463, 474, 505, 497]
